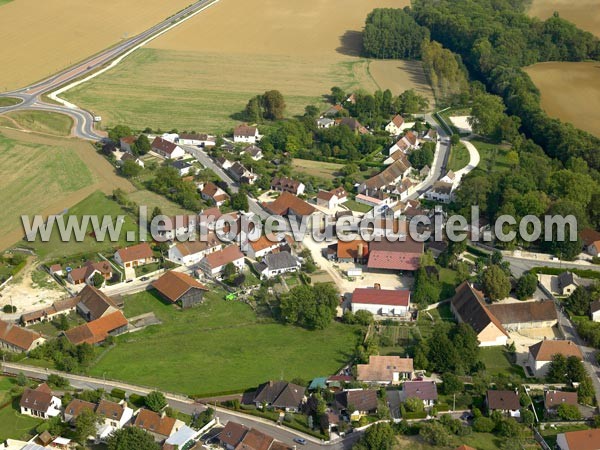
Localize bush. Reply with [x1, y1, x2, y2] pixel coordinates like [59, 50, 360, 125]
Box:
[472, 417, 495, 432]
[47, 374, 69, 389]
[2, 305, 16, 313]
[129, 394, 145, 408]
[111, 388, 126, 400]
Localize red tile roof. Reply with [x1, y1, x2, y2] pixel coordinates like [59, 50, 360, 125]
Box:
[352, 288, 410, 307]
[116, 242, 154, 263]
[64, 311, 128, 345]
[0, 320, 43, 351]
[545, 390, 578, 409]
[529, 340, 583, 362]
[134, 409, 176, 437]
[152, 271, 208, 303]
[263, 191, 315, 217]
[234, 124, 258, 137]
[204, 245, 244, 269]
[337, 239, 368, 260]
[561, 429, 600, 450]
[151, 136, 178, 155]
[367, 238, 423, 271]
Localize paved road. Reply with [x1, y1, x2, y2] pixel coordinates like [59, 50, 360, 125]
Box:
[0, 0, 220, 140]
[505, 255, 600, 277]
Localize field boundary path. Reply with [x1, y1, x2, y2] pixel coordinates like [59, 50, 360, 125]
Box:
[454, 139, 480, 182]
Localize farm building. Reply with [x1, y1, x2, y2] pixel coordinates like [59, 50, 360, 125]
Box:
[21, 297, 79, 326]
[152, 270, 208, 308]
[367, 237, 424, 272]
[64, 311, 128, 346]
[336, 238, 369, 264]
[0, 320, 45, 352]
[351, 287, 410, 317]
[487, 300, 558, 331]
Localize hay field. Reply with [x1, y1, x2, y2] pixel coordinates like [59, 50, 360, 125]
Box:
[528, 0, 600, 36]
[0, 129, 134, 251]
[5, 111, 73, 136]
[0, 0, 193, 90]
[525, 62, 600, 137]
[292, 158, 344, 181]
[64, 0, 434, 132]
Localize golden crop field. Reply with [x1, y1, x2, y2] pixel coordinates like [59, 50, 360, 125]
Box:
[64, 0, 433, 132]
[525, 62, 600, 138]
[528, 0, 600, 37]
[0, 0, 193, 91]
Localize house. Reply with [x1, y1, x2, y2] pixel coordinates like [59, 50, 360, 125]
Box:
[580, 228, 600, 257]
[200, 181, 230, 206]
[241, 144, 263, 161]
[167, 234, 223, 266]
[152, 271, 208, 309]
[63, 398, 96, 423]
[217, 157, 234, 170]
[367, 237, 424, 272]
[316, 187, 348, 210]
[527, 340, 583, 378]
[0, 320, 45, 352]
[171, 160, 194, 176]
[119, 151, 144, 168]
[114, 243, 155, 269]
[246, 234, 284, 259]
[487, 300, 558, 331]
[254, 251, 301, 279]
[335, 389, 378, 421]
[233, 124, 260, 144]
[198, 245, 245, 278]
[351, 287, 410, 317]
[401, 381, 438, 407]
[425, 181, 455, 203]
[337, 238, 369, 264]
[19, 384, 61, 419]
[420, 165, 431, 178]
[385, 114, 405, 136]
[263, 191, 316, 219]
[67, 260, 112, 286]
[591, 300, 600, 322]
[358, 159, 412, 196]
[556, 428, 600, 450]
[544, 390, 579, 414]
[486, 390, 520, 418]
[252, 381, 306, 412]
[64, 311, 128, 346]
[75, 285, 119, 322]
[422, 129, 437, 141]
[177, 133, 215, 147]
[96, 399, 135, 441]
[357, 355, 413, 384]
[558, 272, 581, 295]
[322, 104, 343, 117]
[236, 428, 274, 450]
[134, 409, 184, 442]
[20, 297, 79, 326]
[229, 161, 257, 184]
[317, 117, 335, 129]
[338, 117, 369, 135]
[219, 421, 249, 450]
[153, 215, 196, 241]
[271, 176, 305, 196]
[450, 282, 509, 347]
[119, 136, 137, 153]
[389, 131, 419, 154]
[151, 136, 185, 159]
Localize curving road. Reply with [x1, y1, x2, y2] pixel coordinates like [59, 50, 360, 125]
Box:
[0, 0, 220, 140]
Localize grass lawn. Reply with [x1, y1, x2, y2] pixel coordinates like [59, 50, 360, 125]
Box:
[471, 139, 512, 175]
[128, 189, 194, 216]
[291, 159, 344, 181]
[344, 200, 372, 214]
[447, 143, 470, 171]
[395, 432, 505, 450]
[0, 378, 43, 442]
[6, 111, 73, 136]
[480, 347, 526, 379]
[0, 97, 21, 107]
[24, 190, 140, 261]
[30, 312, 86, 338]
[86, 289, 359, 396]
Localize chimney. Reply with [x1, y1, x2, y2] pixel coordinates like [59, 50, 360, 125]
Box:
[374, 283, 381, 290]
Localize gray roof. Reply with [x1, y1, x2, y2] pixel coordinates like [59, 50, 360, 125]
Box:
[253, 381, 305, 409]
[558, 271, 577, 288]
[402, 381, 438, 402]
[172, 160, 192, 169]
[264, 252, 299, 271]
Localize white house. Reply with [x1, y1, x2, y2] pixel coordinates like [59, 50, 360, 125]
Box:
[351, 287, 410, 317]
[20, 384, 61, 419]
[592, 300, 600, 322]
[167, 235, 223, 266]
[254, 252, 300, 280]
[527, 340, 583, 378]
[114, 243, 156, 269]
[152, 215, 196, 241]
[241, 145, 263, 161]
[151, 136, 185, 159]
[389, 131, 419, 155]
[385, 115, 404, 136]
[199, 245, 245, 278]
[233, 124, 260, 144]
[425, 181, 455, 204]
[177, 133, 215, 147]
[316, 187, 348, 210]
[171, 160, 194, 176]
[245, 234, 284, 259]
[95, 400, 134, 442]
[200, 181, 230, 207]
[401, 381, 438, 408]
[317, 117, 335, 129]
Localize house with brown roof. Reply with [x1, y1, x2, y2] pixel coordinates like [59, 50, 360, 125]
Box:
[389, 131, 419, 155]
[450, 282, 509, 347]
[134, 409, 184, 442]
[385, 114, 405, 136]
[220, 421, 249, 450]
[488, 300, 558, 331]
[233, 124, 260, 144]
[167, 233, 223, 266]
[114, 242, 156, 269]
[245, 233, 284, 259]
[75, 285, 119, 322]
[242, 144, 263, 161]
[67, 260, 113, 286]
[64, 311, 128, 346]
[486, 390, 520, 418]
[357, 355, 413, 385]
[200, 181, 230, 207]
[20, 383, 61, 419]
[544, 390, 579, 415]
[334, 389, 378, 421]
[401, 380, 438, 407]
[252, 380, 306, 412]
[96, 399, 134, 441]
[316, 187, 348, 210]
[199, 245, 245, 278]
[271, 176, 305, 196]
[0, 320, 45, 352]
[358, 159, 412, 196]
[337, 117, 369, 135]
[580, 228, 600, 257]
[367, 237, 424, 272]
[63, 398, 96, 423]
[119, 135, 137, 153]
[236, 428, 274, 450]
[336, 238, 369, 264]
[528, 339, 583, 377]
[263, 191, 316, 219]
[151, 136, 185, 159]
[351, 286, 410, 317]
[229, 161, 257, 185]
[20, 297, 79, 326]
[152, 271, 208, 309]
[556, 428, 600, 450]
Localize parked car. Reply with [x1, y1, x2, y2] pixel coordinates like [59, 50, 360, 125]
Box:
[293, 438, 306, 445]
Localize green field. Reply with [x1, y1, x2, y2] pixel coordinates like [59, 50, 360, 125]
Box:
[471, 139, 512, 175]
[479, 347, 526, 379]
[128, 189, 194, 216]
[0, 97, 21, 107]
[88, 289, 359, 396]
[344, 199, 372, 213]
[0, 377, 43, 442]
[447, 143, 470, 171]
[396, 432, 506, 450]
[291, 159, 344, 181]
[6, 111, 73, 136]
[24, 190, 139, 260]
[63, 48, 384, 133]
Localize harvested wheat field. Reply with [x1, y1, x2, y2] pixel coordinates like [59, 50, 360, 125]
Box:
[525, 62, 600, 138]
[64, 0, 433, 132]
[0, 0, 193, 90]
[528, 0, 600, 36]
[0, 128, 134, 251]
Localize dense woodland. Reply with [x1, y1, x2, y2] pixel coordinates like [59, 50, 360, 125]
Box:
[363, 0, 600, 258]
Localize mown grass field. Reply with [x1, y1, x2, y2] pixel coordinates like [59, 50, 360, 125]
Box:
[470, 138, 512, 175]
[291, 158, 344, 181]
[0, 97, 21, 106]
[89, 290, 359, 396]
[6, 111, 73, 136]
[0, 377, 43, 442]
[128, 189, 194, 216]
[395, 433, 507, 450]
[447, 143, 470, 171]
